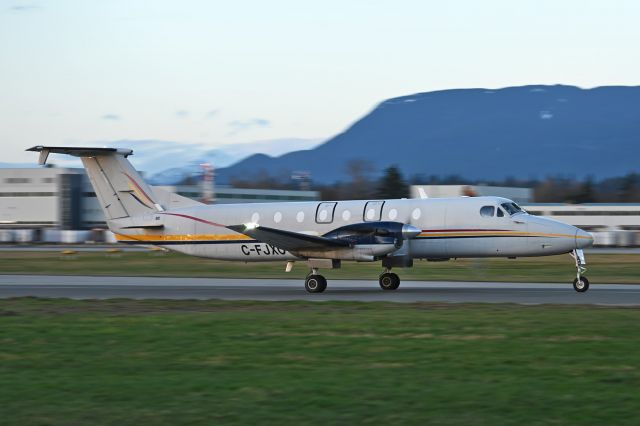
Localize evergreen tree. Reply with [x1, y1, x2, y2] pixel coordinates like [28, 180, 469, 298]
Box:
[620, 173, 639, 202]
[376, 166, 409, 199]
[575, 176, 596, 203]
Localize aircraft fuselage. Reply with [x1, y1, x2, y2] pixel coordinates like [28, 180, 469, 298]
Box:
[114, 196, 593, 261]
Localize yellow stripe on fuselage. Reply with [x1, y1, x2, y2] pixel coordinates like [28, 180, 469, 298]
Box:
[115, 233, 250, 242]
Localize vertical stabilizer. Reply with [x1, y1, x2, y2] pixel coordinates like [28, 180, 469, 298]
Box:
[27, 146, 163, 220]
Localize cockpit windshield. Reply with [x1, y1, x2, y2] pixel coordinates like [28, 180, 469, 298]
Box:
[501, 202, 525, 215]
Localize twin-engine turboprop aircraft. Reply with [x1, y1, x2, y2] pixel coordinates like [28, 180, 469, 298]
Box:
[28, 146, 594, 293]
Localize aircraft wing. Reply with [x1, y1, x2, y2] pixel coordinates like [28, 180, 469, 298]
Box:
[227, 224, 350, 251]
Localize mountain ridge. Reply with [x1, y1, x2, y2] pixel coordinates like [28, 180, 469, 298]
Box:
[217, 84, 640, 184]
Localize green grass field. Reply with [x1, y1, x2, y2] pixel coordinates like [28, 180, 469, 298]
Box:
[1, 299, 639, 425]
[1, 250, 639, 283]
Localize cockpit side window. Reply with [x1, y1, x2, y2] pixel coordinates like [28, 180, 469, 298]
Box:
[480, 206, 495, 217]
[501, 202, 524, 215]
[497, 208, 505, 217]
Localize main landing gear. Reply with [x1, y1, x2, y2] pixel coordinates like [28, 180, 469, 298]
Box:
[570, 249, 589, 293]
[379, 269, 400, 290]
[299, 259, 404, 294]
[305, 269, 327, 293]
[302, 267, 402, 293]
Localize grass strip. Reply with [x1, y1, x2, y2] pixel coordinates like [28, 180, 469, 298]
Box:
[1, 298, 639, 425]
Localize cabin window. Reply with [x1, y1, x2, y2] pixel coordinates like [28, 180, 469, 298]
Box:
[501, 202, 524, 215]
[497, 208, 505, 217]
[480, 206, 495, 217]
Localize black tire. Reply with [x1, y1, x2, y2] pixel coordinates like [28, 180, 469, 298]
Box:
[305, 274, 327, 293]
[379, 272, 400, 290]
[391, 273, 400, 290]
[317, 276, 327, 292]
[573, 276, 590, 293]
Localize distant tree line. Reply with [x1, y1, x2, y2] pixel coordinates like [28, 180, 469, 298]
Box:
[532, 174, 640, 203]
[222, 161, 410, 200]
[186, 163, 640, 203]
[312, 161, 409, 201]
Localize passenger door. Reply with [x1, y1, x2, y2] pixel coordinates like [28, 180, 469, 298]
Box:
[480, 205, 514, 255]
[494, 205, 527, 256]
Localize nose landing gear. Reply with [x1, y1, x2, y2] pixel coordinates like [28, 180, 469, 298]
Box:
[573, 276, 590, 292]
[570, 249, 589, 292]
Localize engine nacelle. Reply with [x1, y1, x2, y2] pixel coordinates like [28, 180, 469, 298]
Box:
[291, 221, 422, 261]
[322, 221, 421, 247]
[294, 243, 399, 261]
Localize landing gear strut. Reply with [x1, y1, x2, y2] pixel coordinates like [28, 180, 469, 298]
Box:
[570, 249, 589, 293]
[305, 268, 327, 293]
[379, 268, 400, 290]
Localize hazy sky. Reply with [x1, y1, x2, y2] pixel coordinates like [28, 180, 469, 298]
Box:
[2, 0, 639, 163]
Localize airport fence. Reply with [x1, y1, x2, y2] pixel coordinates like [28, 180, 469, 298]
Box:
[0, 229, 117, 244]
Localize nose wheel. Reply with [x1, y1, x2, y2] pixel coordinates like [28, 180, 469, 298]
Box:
[570, 249, 589, 293]
[379, 270, 400, 290]
[573, 276, 589, 293]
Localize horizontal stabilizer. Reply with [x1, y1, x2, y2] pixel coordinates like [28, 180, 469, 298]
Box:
[227, 224, 350, 252]
[27, 146, 133, 165]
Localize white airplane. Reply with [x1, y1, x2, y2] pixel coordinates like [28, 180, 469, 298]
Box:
[28, 146, 594, 293]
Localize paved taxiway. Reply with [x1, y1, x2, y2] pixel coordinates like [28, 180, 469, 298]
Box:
[1, 275, 640, 305]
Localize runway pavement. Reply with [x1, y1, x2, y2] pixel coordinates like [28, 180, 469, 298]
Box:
[2, 275, 640, 305]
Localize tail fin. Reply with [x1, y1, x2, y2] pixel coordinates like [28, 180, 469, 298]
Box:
[27, 146, 164, 220]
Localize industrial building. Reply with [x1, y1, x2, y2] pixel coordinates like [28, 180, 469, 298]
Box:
[0, 167, 103, 229]
[410, 184, 533, 204]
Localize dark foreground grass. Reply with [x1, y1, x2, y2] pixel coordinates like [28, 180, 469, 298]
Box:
[1, 299, 640, 425]
[1, 250, 639, 283]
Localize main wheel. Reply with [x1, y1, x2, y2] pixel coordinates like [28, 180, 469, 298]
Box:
[305, 274, 327, 293]
[379, 272, 400, 290]
[573, 276, 590, 293]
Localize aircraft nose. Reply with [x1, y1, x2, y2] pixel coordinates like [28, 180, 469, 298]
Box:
[575, 228, 594, 249]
